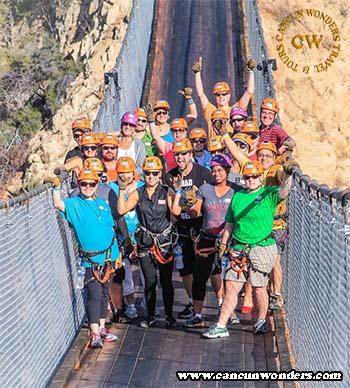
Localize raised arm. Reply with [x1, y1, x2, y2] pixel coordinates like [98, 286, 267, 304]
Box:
[117, 186, 139, 215]
[144, 104, 166, 154]
[192, 56, 209, 110]
[219, 126, 247, 167]
[279, 159, 299, 199]
[238, 59, 256, 108]
[167, 176, 183, 216]
[178, 87, 198, 125]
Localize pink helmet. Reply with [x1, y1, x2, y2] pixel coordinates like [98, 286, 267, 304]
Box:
[121, 112, 138, 127]
[230, 107, 248, 119]
[210, 153, 232, 169]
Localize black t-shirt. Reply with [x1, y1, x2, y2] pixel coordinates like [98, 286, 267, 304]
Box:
[64, 146, 83, 163]
[164, 163, 215, 229]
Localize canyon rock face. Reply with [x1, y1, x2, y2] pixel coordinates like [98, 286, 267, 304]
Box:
[25, 0, 132, 187]
[259, 0, 350, 187]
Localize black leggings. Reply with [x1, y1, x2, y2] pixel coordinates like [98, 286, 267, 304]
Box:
[192, 253, 221, 301]
[139, 253, 174, 318]
[85, 268, 111, 324]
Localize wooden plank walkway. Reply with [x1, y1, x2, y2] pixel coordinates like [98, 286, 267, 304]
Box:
[67, 265, 282, 388]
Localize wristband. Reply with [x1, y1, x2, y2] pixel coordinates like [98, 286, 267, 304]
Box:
[53, 187, 61, 192]
[175, 190, 182, 195]
[187, 98, 194, 105]
[222, 133, 230, 140]
[247, 68, 253, 73]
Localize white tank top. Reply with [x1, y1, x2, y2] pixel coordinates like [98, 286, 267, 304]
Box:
[117, 141, 136, 161]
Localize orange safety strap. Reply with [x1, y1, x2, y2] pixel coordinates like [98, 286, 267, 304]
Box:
[150, 244, 173, 265]
[92, 261, 115, 284]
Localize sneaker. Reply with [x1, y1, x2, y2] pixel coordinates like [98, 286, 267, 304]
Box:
[100, 327, 118, 342]
[269, 294, 283, 311]
[178, 303, 193, 319]
[90, 332, 104, 348]
[125, 305, 138, 319]
[202, 324, 229, 339]
[140, 316, 157, 328]
[165, 316, 178, 329]
[254, 319, 268, 334]
[228, 316, 240, 325]
[184, 315, 204, 328]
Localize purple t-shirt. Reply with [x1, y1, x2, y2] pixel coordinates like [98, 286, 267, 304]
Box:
[197, 183, 237, 236]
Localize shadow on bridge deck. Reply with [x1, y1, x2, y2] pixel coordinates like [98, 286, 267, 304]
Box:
[67, 267, 281, 388]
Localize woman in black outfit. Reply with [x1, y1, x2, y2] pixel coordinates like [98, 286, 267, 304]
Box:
[117, 156, 177, 328]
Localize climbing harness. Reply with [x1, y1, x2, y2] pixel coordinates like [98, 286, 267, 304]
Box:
[79, 234, 116, 284]
[137, 225, 178, 264]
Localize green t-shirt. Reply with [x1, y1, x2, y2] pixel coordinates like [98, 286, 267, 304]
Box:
[142, 131, 157, 157]
[225, 186, 281, 249]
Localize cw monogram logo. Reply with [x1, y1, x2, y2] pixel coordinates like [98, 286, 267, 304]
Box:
[291, 35, 323, 49]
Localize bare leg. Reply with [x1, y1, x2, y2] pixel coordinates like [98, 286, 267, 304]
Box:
[254, 286, 269, 321]
[109, 282, 123, 310]
[210, 274, 223, 300]
[242, 280, 253, 309]
[271, 255, 283, 294]
[218, 281, 244, 326]
[193, 299, 203, 314]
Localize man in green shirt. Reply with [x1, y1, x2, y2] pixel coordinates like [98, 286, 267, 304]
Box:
[203, 160, 293, 338]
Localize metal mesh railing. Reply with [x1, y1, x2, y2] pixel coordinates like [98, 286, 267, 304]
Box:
[0, 182, 85, 388]
[244, 0, 350, 386]
[93, 0, 155, 133]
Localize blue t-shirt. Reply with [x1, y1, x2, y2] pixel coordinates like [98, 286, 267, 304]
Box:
[109, 181, 144, 236]
[162, 131, 174, 143]
[61, 196, 120, 267]
[194, 150, 212, 170]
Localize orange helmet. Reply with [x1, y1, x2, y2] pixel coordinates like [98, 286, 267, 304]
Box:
[172, 138, 193, 153]
[72, 117, 92, 132]
[170, 118, 188, 130]
[100, 134, 119, 146]
[189, 128, 207, 140]
[242, 161, 264, 176]
[261, 97, 279, 113]
[241, 121, 260, 135]
[116, 156, 136, 173]
[80, 132, 99, 146]
[154, 100, 170, 111]
[210, 109, 228, 122]
[257, 141, 277, 154]
[143, 156, 163, 171]
[213, 82, 231, 95]
[78, 168, 99, 182]
[83, 158, 104, 173]
[134, 107, 147, 119]
[232, 133, 253, 149]
[208, 135, 224, 152]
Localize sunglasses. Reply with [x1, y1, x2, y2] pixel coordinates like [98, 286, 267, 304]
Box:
[144, 171, 160, 177]
[155, 110, 168, 115]
[215, 93, 228, 97]
[174, 151, 190, 157]
[74, 133, 83, 139]
[191, 139, 206, 144]
[231, 118, 245, 123]
[102, 146, 117, 151]
[172, 128, 186, 133]
[249, 134, 259, 140]
[138, 118, 147, 123]
[83, 146, 97, 151]
[80, 181, 97, 188]
[243, 175, 261, 180]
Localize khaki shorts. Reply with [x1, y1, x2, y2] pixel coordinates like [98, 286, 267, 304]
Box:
[224, 244, 277, 287]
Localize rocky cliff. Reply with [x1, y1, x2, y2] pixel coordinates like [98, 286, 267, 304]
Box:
[259, 0, 350, 187]
[25, 0, 132, 187]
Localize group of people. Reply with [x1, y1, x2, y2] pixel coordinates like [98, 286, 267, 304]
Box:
[47, 57, 299, 348]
